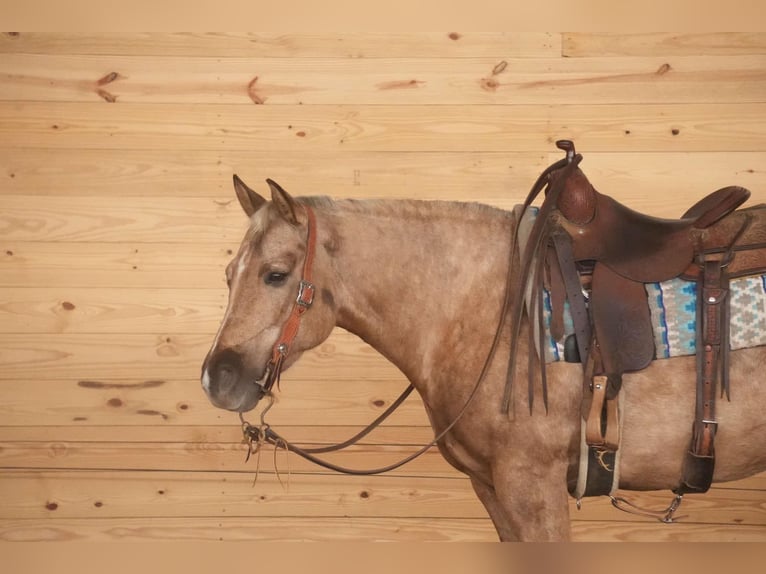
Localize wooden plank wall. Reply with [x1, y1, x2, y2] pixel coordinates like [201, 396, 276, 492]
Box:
[1, 32, 765, 542]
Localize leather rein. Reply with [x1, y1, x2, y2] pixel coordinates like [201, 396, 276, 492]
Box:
[239, 204, 518, 476]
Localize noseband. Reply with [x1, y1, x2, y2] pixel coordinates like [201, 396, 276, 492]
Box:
[260, 206, 318, 395]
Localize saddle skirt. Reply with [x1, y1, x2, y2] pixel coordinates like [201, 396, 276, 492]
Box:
[518, 207, 766, 364]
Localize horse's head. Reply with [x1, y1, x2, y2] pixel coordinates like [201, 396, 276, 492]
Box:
[201, 176, 336, 412]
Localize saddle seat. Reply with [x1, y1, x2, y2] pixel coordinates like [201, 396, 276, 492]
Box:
[549, 162, 758, 375]
[553, 165, 751, 283]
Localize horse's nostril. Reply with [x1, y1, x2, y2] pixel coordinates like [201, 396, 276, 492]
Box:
[218, 363, 236, 377]
[214, 360, 240, 387]
[208, 349, 244, 395]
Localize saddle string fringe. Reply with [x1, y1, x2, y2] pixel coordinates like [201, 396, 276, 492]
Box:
[239, 394, 277, 486]
[535, 243, 549, 414]
[239, 395, 293, 490]
[717, 213, 752, 401]
[504, 155, 580, 415]
[239, 416, 265, 486]
[251, 440, 263, 487]
[273, 436, 292, 491]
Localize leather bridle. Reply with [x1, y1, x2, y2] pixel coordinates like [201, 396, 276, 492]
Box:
[258, 206, 318, 396]
[241, 202, 518, 476]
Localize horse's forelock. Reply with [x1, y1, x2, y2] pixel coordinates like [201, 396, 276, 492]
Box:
[241, 196, 336, 247]
[243, 208, 270, 244]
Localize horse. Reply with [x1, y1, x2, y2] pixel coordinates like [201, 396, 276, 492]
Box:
[200, 168, 766, 541]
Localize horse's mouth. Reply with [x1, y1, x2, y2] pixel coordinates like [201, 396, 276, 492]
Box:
[230, 375, 268, 413]
[207, 369, 268, 413]
[222, 387, 261, 413]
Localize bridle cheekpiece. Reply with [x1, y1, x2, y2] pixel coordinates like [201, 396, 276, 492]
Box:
[260, 206, 318, 395]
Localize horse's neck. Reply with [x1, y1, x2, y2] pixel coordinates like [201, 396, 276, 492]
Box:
[326, 200, 512, 391]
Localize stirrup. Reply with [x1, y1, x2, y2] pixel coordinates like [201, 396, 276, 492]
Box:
[609, 493, 685, 524]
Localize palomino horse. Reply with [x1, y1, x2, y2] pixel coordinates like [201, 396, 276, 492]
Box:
[201, 163, 766, 541]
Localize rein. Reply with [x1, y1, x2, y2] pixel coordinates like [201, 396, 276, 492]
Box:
[239, 204, 519, 475]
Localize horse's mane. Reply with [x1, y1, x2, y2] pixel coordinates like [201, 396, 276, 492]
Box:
[243, 195, 509, 246]
[298, 195, 508, 222]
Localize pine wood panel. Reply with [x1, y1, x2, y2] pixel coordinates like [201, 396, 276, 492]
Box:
[0, 195, 248, 243]
[0, 242, 231, 289]
[0, 470, 488, 519]
[2, 470, 764, 526]
[3, 54, 764, 105]
[0, 288, 226, 334]
[0, 516, 498, 542]
[0, 148, 547, 199]
[563, 33, 766, 58]
[0, 32, 560, 58]
[0, 375, 428, 427]
[0, 331, 407, 381]
[2, 102, 765, 152]
[571, 521, 766, 542]
[4, 287, 227, 334]
[0, 424, 438, 444]
[0, 440, 462, 476]
[6, 149, 764, 200]
[3, 516, 766, 542]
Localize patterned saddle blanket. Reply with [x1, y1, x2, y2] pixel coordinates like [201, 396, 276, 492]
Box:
[541, 275, 766, 363]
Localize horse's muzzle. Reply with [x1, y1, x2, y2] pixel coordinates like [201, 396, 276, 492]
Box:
[201, 348, 267, 412]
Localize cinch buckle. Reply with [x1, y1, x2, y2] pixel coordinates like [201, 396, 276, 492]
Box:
[296, 280, 315, 307]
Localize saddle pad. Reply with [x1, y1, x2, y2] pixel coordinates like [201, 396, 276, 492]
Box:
[541, 270, 766, 363]
[647, 275, 766, 359]
[516, 206, 766, 363]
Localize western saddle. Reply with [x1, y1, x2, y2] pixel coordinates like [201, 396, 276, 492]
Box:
[504, 140, 766, 503]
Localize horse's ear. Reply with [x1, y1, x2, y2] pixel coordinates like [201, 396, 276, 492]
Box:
[266, 178, 300, 226]
[233, 174, 267, 217]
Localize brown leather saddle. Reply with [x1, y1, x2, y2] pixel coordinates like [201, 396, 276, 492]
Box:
[505, 140, 766, 498]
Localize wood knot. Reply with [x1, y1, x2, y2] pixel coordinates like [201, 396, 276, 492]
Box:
[97, 72, 121, 86]
[247, 76, 266, 104]
[480, 77, 499, 92]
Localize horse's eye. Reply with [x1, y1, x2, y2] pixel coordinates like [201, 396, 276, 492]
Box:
[264, 271, 288, 286]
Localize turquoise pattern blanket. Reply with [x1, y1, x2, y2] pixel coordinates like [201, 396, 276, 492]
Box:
[542, 274, 766, 364]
